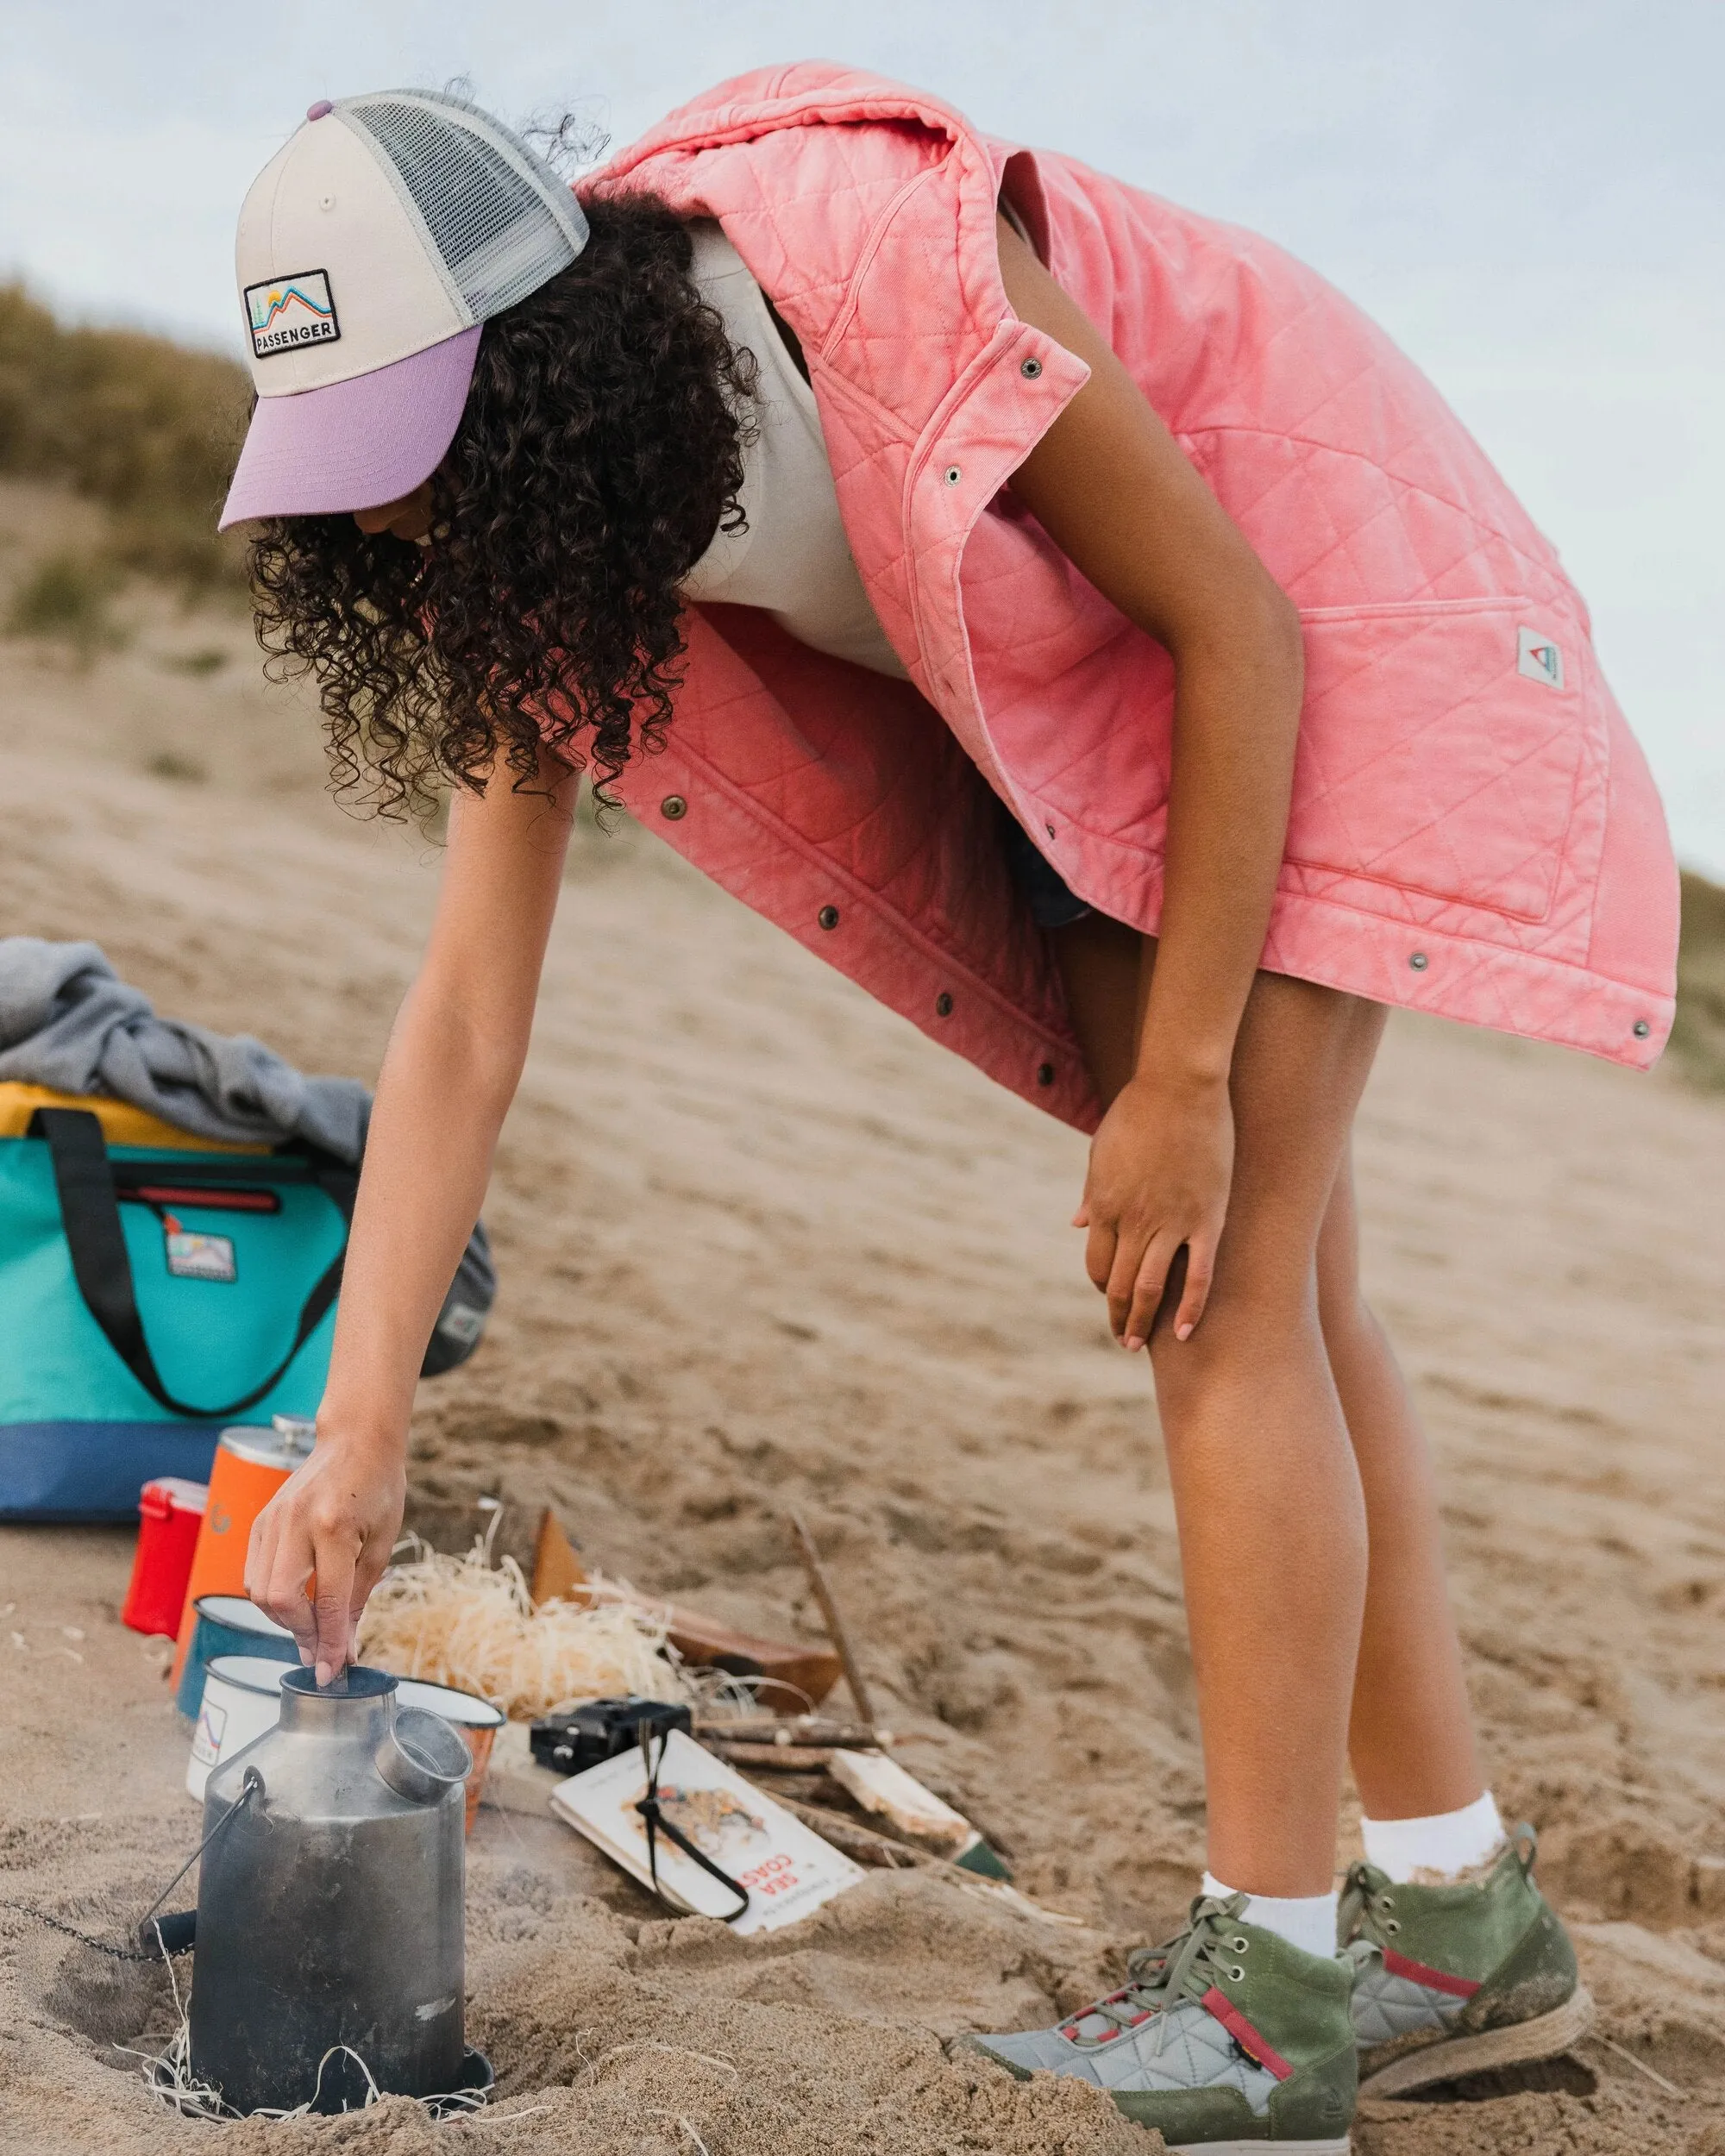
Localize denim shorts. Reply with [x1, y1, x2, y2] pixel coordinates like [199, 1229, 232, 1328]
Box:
[1000, 811, 1094, 929]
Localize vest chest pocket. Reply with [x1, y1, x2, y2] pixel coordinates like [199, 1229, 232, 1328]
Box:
[1286, 597, 1591, 924]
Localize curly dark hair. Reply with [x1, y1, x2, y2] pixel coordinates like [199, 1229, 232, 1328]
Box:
[247, 194, 756, 818]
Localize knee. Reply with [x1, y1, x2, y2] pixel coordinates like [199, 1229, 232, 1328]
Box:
[1145, 1257, 1321, 1407]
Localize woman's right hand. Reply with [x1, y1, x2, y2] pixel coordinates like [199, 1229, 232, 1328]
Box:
[245, 1429, 406, 1684]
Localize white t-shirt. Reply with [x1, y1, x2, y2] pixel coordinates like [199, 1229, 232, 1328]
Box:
[678, 223, 908, 680]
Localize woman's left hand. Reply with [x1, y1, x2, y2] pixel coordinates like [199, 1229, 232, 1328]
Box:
[1076, 1069, 1234, 1350]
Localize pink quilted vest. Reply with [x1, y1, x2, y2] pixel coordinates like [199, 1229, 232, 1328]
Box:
[584, 63, 1678, 1131]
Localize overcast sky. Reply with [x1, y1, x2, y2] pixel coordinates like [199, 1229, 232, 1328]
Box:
[3, 1, 1721, 873]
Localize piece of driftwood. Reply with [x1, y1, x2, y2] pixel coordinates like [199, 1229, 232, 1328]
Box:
[693, 1714, 889, 1748]
[530, 1507, 843, 1709]
[788, 1513, 875, 1724]
[828, 1748, 974, 1858]
[768, 1793, 928, 1871]
[706, 1740, 837, 1771]
[662, 1614, 842, 1711]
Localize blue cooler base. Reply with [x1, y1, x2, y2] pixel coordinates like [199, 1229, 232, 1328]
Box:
[0, 1420, 226, 1522]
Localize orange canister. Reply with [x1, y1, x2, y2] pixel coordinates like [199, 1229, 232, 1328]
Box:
[169, 1416, 316, 1685]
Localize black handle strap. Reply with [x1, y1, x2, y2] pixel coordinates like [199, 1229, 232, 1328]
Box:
[633, 1727, 750, 1923]
[29, 1108, 354, 1421]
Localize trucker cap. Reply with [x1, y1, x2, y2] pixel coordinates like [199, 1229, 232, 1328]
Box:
[219, 90, 588, 530]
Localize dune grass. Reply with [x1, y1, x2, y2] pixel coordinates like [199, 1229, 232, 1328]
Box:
[1673, 869, 1725, 1090]
[0, 283, 249, 595]
[5, 548, 126, 663]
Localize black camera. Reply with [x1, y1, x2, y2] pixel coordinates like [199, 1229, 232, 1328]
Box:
[529, 1695, 693, 1776]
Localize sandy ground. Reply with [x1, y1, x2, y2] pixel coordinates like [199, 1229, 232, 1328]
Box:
[3, 519, 1724, 2153]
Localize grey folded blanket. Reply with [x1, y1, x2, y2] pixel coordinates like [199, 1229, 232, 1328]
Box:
[0, 937, 492, 1369]
[0, 937, 372, 1160]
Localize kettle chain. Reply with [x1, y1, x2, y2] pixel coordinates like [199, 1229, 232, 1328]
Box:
[0, 1770, 259, 1963]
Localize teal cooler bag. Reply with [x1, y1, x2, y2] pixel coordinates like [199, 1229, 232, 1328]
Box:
[0, 1108, 354, 1520]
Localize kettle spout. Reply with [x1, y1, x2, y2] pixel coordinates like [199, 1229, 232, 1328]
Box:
[376, 1708, 472, 1805]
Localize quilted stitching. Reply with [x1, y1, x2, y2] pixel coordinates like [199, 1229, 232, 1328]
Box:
[575, 64, 1677, 1121]
[1350, 1961, 1467, 2048]
[974, 1996, 1280, 2111]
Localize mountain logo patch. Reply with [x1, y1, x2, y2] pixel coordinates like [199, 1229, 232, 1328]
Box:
[1516, 627, 1565, 689]
[165, 1227, 237, 1282]
[244, 269, 340, 358]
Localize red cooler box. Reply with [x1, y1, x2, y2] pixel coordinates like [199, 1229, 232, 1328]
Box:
[122, 1477, 208, 1638]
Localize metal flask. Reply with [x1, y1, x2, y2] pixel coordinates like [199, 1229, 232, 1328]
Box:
[188, 1664, 471, 2115]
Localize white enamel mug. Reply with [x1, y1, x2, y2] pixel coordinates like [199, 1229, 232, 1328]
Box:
[185, 1654, 290, 1801]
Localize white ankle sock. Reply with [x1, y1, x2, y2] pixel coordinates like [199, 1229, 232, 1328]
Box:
[1360, 1790, 1504, 1883]
[1201, 1872, 1338, 1959]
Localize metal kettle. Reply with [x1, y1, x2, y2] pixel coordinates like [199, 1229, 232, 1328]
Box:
[188, 1664, 471, 2115]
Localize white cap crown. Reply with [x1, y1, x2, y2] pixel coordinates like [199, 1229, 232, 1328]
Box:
[235, 89, 588, 399]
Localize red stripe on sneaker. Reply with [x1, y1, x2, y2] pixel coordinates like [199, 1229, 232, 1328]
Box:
[1200, 1987, 1293, 2080]
[1382, 1947, 1481, 1999]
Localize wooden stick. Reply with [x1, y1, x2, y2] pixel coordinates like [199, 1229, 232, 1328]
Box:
[768, 1792, 927, 1871]
[788, 1513, 875, 1725]
[706, 1740, 837, 1771]
[692, 1715, 888, 1748]
[765, 1789, 1087, 1927]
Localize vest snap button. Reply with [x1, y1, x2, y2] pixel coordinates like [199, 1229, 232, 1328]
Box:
[935, 992, 954, 1018]
[1020, 355, 1043, 378]
[818, 905, 840, 931]
[1633, 1018, 1651, 1038]
[943, 465, 962, 486]
[1036, 1061, 1056, 1087]
[1408, 950, 1429, 971]
[659, 794, 687, 821]
[1044, 822, 1057, 840]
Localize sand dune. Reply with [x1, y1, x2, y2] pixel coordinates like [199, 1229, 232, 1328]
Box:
[2, 533, 1722, 2153]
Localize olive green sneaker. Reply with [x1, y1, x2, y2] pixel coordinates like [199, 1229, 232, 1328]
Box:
[1339, 1825, 1593, 2098]
[958, 1893, 1357, 2152]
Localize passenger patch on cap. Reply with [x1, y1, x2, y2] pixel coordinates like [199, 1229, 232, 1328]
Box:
[244, 268, 340, 358]
[1516, 626, 1565, 689]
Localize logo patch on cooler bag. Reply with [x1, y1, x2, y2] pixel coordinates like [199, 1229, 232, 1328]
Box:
[164, 1219, 238, 1282]
[1516, 626, 1565, 688]
[244, 268, 340, 357]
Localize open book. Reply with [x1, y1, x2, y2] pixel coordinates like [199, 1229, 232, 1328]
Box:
[549, 1729, 864, 1936]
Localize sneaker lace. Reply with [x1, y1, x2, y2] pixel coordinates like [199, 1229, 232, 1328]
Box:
[1336, 1863, 1397, 1962]
[1068, 1895, 1251, 2053]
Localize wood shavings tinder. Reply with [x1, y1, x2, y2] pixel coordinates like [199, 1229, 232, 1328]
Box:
[355, 1541, 691, 1720]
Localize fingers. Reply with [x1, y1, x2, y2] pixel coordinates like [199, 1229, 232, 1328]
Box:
[310, 1529, 361, 1687]
[264, 1519, 319, 1664]
[1116, 1229, 1183, 1351]
[1171, 1226, 1221, 1342]
[244, 1498, 279, 1611]
[1083, 1213, 1118, 1296]
[1093, 1221, 1222, 1349]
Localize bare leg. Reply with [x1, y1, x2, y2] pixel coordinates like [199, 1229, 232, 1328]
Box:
[1056, 920, 1383, 1895]
[1317, 1160, 1484, 1820]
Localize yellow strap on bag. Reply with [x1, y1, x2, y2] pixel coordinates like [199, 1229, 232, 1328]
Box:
[0, 1082, 271, 1153]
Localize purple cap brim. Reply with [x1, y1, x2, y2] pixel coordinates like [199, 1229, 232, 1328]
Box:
[218, 325, 482, 530]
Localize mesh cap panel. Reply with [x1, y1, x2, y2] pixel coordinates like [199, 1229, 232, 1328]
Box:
[341, 91, 587, 321]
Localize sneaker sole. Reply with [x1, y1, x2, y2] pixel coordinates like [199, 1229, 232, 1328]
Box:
[1358, 1984, 1595, 2100]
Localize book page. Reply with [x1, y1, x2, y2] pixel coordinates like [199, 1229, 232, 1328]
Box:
[549, 1730, 865, 1935]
